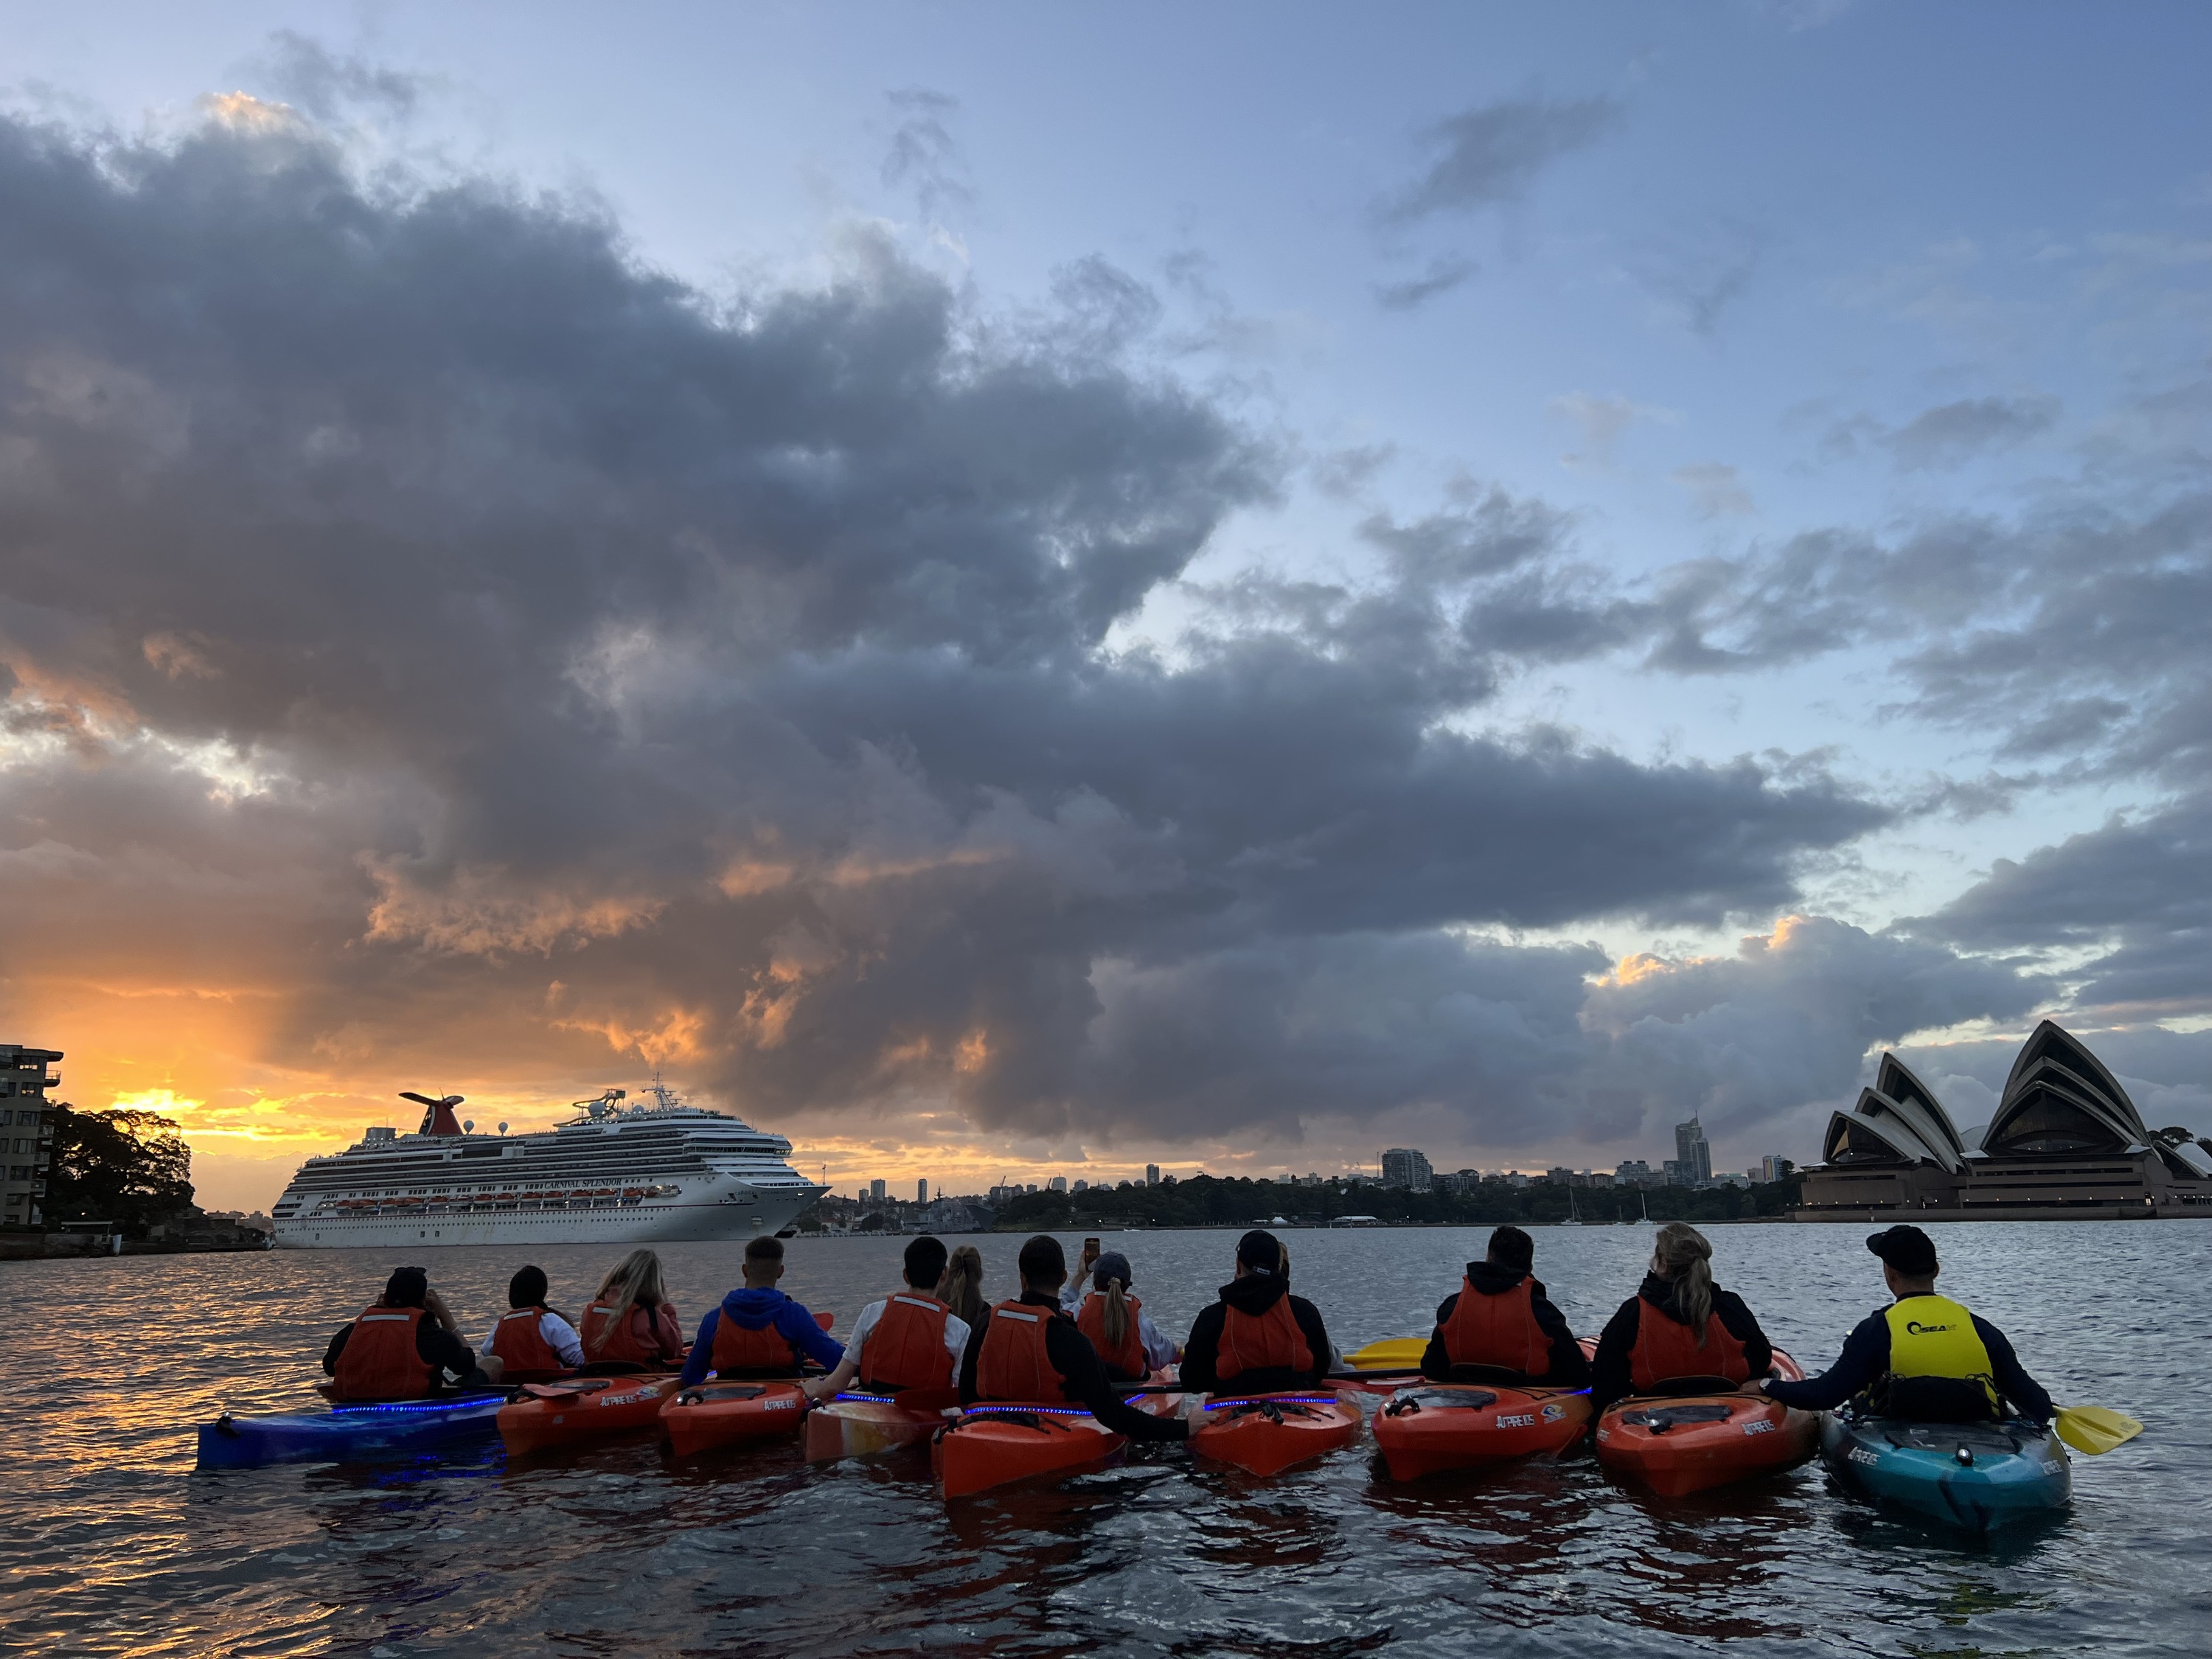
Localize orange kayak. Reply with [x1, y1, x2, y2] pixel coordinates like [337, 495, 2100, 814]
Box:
[1372, 1382, 1593, 1480]
[804, 1390, 952, 1464]
[1190, 1390, 1362, 1477]
[933, 1403, 1127, 1498]
[660, 1380, 810, 1455]
[497, 1374, 681, 1455]
[1593, 1349, 1818, 1496]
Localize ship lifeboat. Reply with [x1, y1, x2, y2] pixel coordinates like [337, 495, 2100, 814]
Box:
[622, 1188, 644, 1199]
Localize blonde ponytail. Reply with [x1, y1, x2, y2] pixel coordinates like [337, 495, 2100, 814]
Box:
[936, 1245, 986, 1328]
[1100, 1276, 1131, 1352]
[1651, 1222, 1716, 1345]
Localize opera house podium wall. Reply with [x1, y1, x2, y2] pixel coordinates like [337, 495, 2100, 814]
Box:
[1795, 1023, 2212, 1222]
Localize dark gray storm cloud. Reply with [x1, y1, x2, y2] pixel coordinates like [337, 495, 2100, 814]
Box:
[1378, 94, 1622, 225]
[0, 103, 2035, 1155]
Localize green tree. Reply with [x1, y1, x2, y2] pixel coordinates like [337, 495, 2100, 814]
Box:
[45, 1105, 195, 1236]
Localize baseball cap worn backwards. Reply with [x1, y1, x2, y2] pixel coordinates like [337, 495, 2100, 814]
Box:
[1237, 1229, 1281, 1273]
[1865, 1224, 1938, 1276]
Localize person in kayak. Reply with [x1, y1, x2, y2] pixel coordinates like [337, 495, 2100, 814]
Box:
[1590, 1222, 1774, 1411]
[678, 1235, 846, 1387]
[1067, 1251, 1179, 1383]
[1178, 1229, 1337, 1395]
[1419, 1225, 1590, 1387]
[937, 1243, 987, 1330]
[804, 1234, 968, 1399]
[479, 1265, 583, 1382]
[324, 1265, 500, 1399]
[958, 1234, 1189, 1442]
[1742, 1224, 2053, 1422]
[580, 1248, 686, 1370]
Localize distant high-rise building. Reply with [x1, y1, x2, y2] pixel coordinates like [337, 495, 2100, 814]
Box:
[1145, 1164, 1159, 1186]
[1048, 1175, 1068, 1193]
[1380, 1148, 1434, 1192]
[1674, 1117, 1714, 1187]
[1616, 1159, 1654, 1185]
[917, 1178, 928, 1204]
[1759, 1154, 1790, 1183]
[1, 1044, 61, 1228]
[870, 1178, 886, 1202]
[1073, 1179, 1089, 1192]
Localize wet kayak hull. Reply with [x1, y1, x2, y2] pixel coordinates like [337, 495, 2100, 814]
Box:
[804, 1393, 950, 1462]
[933, 1405, 1127, 1498]
[1192, 1391, 1363, 1477]
[1374, 1385, 1592, 1481]
[1822, 1413, 2070, 1533]
[660, 1380, 810, 1455]
[196, 1393, 506, 1469]
[497, 1374, 681, 1455]
[1596, 1394, 1817, 1495]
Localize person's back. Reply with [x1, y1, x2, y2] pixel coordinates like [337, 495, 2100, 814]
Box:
[1179, 1230, 1332, 1395]
[679, 1235, 846, 1388]
[482, 1264, 582, 1382]
[1751, 1225, 2052, 1422]
[324, 1266, 494, 1399]
[1590, 1222, 1772, 1411]
[1421, 1225, 1590, 1387]
[580, 1248, 686, 1369]
[804, 1236, 967, 1400]
[1072, 1251, 1175, 1382]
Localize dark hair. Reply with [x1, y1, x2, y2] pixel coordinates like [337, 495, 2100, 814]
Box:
[1018, 1234, 1065, 1289]
[508, 1265, 549, 1308]
[383, 1266, 428, 1309]
[1486, 1225, 1534, 1275]
[745, 1235, 785, 1262]
[904, 1235, 949, 1289]
[1236, 1229, 1281, 1273]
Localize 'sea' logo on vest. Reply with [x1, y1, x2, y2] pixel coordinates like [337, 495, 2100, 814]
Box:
[1904, 1320, 1954, 1335]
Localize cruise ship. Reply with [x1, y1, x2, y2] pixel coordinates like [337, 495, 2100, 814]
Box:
[271, 1081, 826, 1248]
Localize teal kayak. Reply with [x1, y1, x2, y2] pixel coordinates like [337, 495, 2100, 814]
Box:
[1820, 1411, 2070, 1533]
[197, 1392, 507, 1469]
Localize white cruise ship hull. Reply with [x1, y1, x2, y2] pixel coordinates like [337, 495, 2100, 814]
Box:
[275, 1180, 816, 1249]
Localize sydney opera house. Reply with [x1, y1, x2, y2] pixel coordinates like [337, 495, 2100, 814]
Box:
[1797, 1021, 2212, 1220]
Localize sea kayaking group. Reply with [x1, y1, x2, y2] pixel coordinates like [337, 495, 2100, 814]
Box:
[322, 1220, 2053, 1444]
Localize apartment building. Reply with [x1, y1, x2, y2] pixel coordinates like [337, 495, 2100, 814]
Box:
[1, 1046, 62, 1228]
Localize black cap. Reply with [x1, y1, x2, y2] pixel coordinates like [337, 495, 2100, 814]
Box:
[508, 1265, 549, 1308]
[384, 1265, 429, 1308]
[1091, 1251, 1133, 1291]
[1236, 1229, 1282, 1273]
[1865, 1224, 1938, 1276]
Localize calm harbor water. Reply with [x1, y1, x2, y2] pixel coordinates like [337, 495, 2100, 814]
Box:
[2, 1220, 2205, 1658]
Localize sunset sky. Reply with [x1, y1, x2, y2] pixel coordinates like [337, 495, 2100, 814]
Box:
[3, 4, 2210, 1212]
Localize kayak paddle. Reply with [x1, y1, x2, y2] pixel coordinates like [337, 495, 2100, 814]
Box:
[2054, 1405, 2142, 1455]
[1345, 1337, 1427, 1370]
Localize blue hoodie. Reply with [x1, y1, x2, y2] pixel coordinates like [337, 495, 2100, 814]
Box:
[678, 1287, 845, 1387]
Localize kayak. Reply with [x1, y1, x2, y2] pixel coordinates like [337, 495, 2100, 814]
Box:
[197, 1391, 505, 1469]
[1190, 1390, 1363, 1477]
[804, 1390, 953, 1463]
[1822, 1411, 2071, 1533]
[1594, 1349, 1818, 1497]
[933, 1403, 1127, 1498]
[660, 1380, 810, 1455]
[497, 1373, 681, 1455]
[1372, 1382, 1593, 1480]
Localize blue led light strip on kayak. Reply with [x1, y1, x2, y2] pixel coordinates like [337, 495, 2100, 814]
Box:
[1203, 1397, 1339, 1411]
[329, 1399, 501, 1415]
[835, 1392, 898, 1403]
[959, 1404, 1096, 1416]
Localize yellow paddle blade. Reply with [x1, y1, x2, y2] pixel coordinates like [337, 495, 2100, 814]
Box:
[2054, 1405, 2142, 1456]
[1346, 1337, 1427, 1370]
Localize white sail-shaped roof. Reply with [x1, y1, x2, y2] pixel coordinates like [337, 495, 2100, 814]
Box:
[1983, 1022, 2149, 1156]
[1873, 1054, 1969, 1161]
[1823, 1090, 1950, 1167]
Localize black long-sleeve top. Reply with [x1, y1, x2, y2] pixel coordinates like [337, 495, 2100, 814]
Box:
[1759, 1297, 2053, 1422]
[1590, 1275, 1774, 1413]
[323, 1310, 493, 1391]
[1419, 1265, 1591, 1386]
[958, 1290, 1187, 1442]
[1178, 1273, 1334, 1394]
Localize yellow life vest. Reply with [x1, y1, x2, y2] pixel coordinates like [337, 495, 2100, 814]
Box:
[1883, 1294, 1999, 1411]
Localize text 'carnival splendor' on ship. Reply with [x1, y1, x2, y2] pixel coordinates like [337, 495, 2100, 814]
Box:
[271, 1079, 826, 1248]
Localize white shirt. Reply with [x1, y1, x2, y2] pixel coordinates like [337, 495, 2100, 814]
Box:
[479, 1310, 585, 1368]
[845, 1293, 970, 1385]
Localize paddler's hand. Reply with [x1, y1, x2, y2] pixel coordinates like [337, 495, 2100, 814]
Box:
[1737, 1378, 1770, 1398]
[802, 1377, 835, 1402]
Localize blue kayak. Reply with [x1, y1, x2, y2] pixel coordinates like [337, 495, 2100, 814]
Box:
[1821, 1411, 2070, 1533]
[197, 1392, 507, 1469]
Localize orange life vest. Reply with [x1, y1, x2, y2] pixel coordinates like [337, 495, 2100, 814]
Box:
[580, 1299, 681, 1366]
[331, 1305, 435, 1401]
[1441, 1276, 1552, 1377]
[1627, 1297, 1750, 1393]
[861, 1290, 952, 1391]
[973, 1298, 1068, 1401]
[488, 1306, 566, 1382]
[710, 1305, 804, 1375]
[1216, 1292, 1316, 1383]
[1076, 1290, 1147, 1379]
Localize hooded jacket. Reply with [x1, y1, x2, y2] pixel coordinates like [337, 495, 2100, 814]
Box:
[1178, 1272, 1334, 1394]
[678, 1287, 845, 1388]
[1590, 1273, 1773, 1411]
[1419, 1263, 1591, 1385]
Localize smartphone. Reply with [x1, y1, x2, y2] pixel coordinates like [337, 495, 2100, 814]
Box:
[1083, 1237, 1101, 1253]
